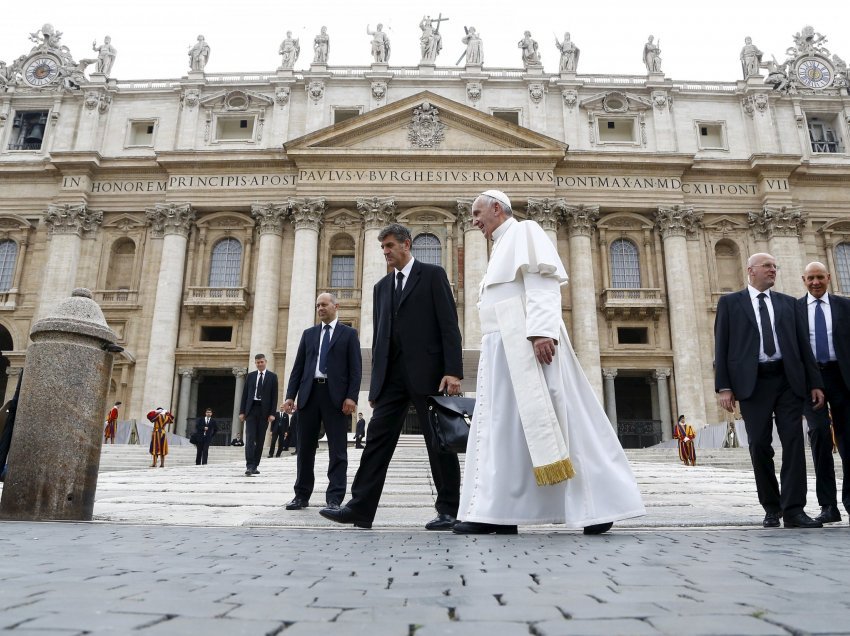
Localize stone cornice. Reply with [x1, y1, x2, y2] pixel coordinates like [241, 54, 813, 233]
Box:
[356, 197, 397, 230]
[251, 203, 289, 236]
[747, 205, 806, 240]
[145, 203, 195, 238]
[288, 197, 326, 231]
[44, 203, 103, 238]
[562, 204, 600, 237]
[655, 205, 703, 239]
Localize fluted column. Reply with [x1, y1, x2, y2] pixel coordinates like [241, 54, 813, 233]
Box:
[249, 203, 289, 371]
[176, 367, 195, 437]
[655, 368, 673, 442]
[655, 205, 707, 429]
[747, 205, 807, 295]
[563, 204, 603, 401]
[141, 203, 196, 411]
[283, 198, 325, 382]
[36, 204, 103, 319]
[526, 197, 565, 247]
[602, 368, 618, 431]
[357, 197, 396, 348]
[457, 199, 488, 348]
[231, 367, 247, 439]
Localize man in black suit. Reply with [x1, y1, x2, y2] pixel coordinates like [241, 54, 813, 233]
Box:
[321, 223, 463, 530]
[194, 407, 218, 465]
[355, 412, 366, 449]
[239, 353, 279, 476]
[798, 261, 850, 524]
[715, 252, 824, 528]
[269, 407, 289, 457]
[283, 292, 362, 510]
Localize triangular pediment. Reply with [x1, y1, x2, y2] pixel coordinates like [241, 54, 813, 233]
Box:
[284, 91, 567, 159]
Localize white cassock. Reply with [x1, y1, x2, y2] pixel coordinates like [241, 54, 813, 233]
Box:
[458, 217, 646, 527]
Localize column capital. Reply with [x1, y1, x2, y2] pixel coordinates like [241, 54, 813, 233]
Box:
[356, 197, 396, 230]
[456, 198, 475, 232]
[748, 205, 806, 240]
[146, 203, 196, 238]
[655, 205, 703, 240]
[288, 197, 326, 231]
[44, 203, 103, 237]
[526, 197, 566, 232]
[177, 367, 196, 378]
[232, 367, 248, 377]
[654, 367, 671, 380]
[6, 367, 22, 378]
[251, 203, 289, 236]
[602, 368, 618, 379]
[563, 204, 600, 237]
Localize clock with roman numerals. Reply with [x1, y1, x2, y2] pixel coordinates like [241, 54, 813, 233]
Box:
[22, 55, 61, 87]
[796, 57, 833, 90]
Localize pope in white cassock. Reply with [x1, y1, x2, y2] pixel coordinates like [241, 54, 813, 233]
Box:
[454, 190, 646, 535]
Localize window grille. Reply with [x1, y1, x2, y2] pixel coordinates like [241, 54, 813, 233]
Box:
[610, 239, 641, 288]
[209, 238, 242, 287]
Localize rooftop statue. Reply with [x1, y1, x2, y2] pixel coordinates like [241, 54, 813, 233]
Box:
[29, 23, 64, 53]
[367, 23, 391, 63]
[763, 57, 791, 93]
[313, 26, 329, 64]
[643, 35, 662, 73]
[188, 35, 210, 72]
[740, 36, 763, 78]
[555, 32, 579, 73]
[518, 31, 541, 67]
[458, 26, 483, 65]
[419, 15, 447, 63]
[279, 31, 300, 69]
[92, 36, 117, 76]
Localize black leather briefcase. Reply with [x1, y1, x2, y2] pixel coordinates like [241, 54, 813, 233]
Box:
[426, 395, 475, 453]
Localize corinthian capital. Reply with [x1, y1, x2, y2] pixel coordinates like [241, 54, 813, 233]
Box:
[654, 205, 703, 239]
[747, 205, 806, 240]
[456, 198, 475, 231]
[527, 197, 567, 232]
[145, 203, 195, 238]
[289, 197, 325, 231]
[562, 204, 600, 237]
[251, 203, 289, 236]
[356, 197, 396, 230]
[44, 203, 103, 237]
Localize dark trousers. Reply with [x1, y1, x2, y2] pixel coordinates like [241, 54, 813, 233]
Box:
[739, 368, 807, 517]
[348, 358, 460, 523]
[354, 432, 364, 448]
[269, 427, 285, 457]
[244, 403, 267, 470]
[195, 440, 211, 465]
[293, 381, 349, 505]
[804, 362, 850, 510]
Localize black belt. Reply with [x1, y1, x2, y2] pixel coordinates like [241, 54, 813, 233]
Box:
[314, 378, 327, 384]
[818, 361, 840, 370]
[758, 360, 784, 376]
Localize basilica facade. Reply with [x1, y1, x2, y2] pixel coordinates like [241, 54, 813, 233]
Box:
[1, 23, 849, 446]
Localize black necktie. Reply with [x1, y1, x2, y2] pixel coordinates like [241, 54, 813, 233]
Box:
[319, 324, 331, 374]
[815, 299, 829, 363]
[757, 293, 777, 357]
[256, 372, 264, 398]
[394, 271, 404, 311]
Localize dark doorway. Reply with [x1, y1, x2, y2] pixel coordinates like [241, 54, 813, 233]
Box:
[196, 372, 236, 446]
[615, 374, 661, 448]
[0, 323, 13, 403]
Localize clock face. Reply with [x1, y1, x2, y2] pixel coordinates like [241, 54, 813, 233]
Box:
[796, 57, 833, 89]
[23, 55, 60, 87]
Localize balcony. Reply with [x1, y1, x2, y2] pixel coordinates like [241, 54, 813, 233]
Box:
[184, 286, 249, 318]
[599, 288, 665, 320]
[95, 289, 140, 307]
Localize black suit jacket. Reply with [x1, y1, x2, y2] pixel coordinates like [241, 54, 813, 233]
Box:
[356, 417, 366, 436]
[797, 292, 850, 391]
[370, 259, 463, 401]
[285, 322, 362, 410]
[271, 411, 290, 433]
[195, 417, 218, 442]
[239, 369, 279, 420]
[715, 288, 822, 401]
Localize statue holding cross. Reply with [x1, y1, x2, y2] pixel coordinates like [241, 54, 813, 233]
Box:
[420, 14, 448, 63]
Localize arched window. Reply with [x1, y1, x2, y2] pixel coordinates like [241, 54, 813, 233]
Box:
[411, 233, 441, 267]
[835, 243, 850, 292]
[610, 239, 640, 288]
[330, 234, 356, 289]
[0, 240, 18, 292]
[209, 238, 242, 287]
[105, 238, 135, 291]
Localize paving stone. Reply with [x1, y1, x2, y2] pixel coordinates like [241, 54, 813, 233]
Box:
[536, 618, 664, 635]
[646, 614, 789, 635]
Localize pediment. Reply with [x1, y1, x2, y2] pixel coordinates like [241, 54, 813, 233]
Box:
[284, 91, 567, 158]
[704, 215, 748, 231]
[580, 91, 652, 112]
[102, 213, 146, 229]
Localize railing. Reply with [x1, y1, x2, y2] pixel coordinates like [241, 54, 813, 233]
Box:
[184, 286, 250, 317]
[600, 288, 664, 302]
[599, 288, 665, 320]
[0, 290, 18, 310]
[618, 419, 662, 449]
[8, 143, 43, 151]
[811, 141, 841, 153]
[95, 289, 139, 304]
[328, 287, 361, 301]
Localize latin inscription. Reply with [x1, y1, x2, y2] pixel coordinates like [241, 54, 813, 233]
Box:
[556, 175, 772, 197]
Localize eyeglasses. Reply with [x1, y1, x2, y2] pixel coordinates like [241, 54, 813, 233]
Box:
[753, 263, 780, 271]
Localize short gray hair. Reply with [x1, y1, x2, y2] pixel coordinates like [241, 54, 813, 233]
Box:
[378, 223, 412, 244]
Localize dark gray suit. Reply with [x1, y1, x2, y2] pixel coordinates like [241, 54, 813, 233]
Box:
[239, 369, 279, 471]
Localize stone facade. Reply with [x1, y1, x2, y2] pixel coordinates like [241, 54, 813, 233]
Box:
[1, 24, 850, 445]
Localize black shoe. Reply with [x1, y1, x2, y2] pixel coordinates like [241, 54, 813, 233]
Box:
[783, 512, 823, 528]
[763, 511, 781, 528]
[583, 522, 614, 535]
[267, 454, 273, 458]
[251, 469, 260, 475]
[290, 450, 297, 455]
[285, 497, 309, 510]
[452, 521, 518, 535]
[319, 505, 372, 529]
[425, 513, 458, 531]
[814, 504, 842, 524]
[324, 502, 341, 511]
[245, 469, 253, 477]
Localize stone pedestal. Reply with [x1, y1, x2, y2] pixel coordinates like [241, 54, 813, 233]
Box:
[0, 289, 118, 521]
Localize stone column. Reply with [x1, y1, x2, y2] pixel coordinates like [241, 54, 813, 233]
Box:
[357, 197, 396, 348]
[4, 367, 21, 405]
[176, 367, 195, 437]
[563, 204, 603, 401]
[526, 197, 564, 247]
[231, 367, 247, 440]
[655, 368, 673, 442]
[457, 199, 488, 349]
[0, 289, 118, 521]
[36, 204, 103, 320]
[249, 203, 289, 371]
[655, 205, 707, 429]
[602, 368, 618, 431]
[747, 205, 807, 295]
[141, 203, 196, 412]
[283, 198, 325, 382]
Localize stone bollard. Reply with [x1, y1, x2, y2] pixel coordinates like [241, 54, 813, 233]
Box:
[0, 288, 119, 521]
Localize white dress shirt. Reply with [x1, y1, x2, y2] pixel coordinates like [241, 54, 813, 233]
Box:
[747, 285, 783, 362]
[806, 292, 836, 361]
[394, 256, 415, 292]
[314, 318, 338, 378]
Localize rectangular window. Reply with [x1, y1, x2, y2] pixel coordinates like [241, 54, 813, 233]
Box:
[695, 121, 727, 150]
[200, 326, 233, 342]
[8, 110, 49, 151]
[492, 110, 520, 125]
[807, 113, 844, 154]
[334, 108, 361, 124]
[330, 255, 355, 288]
[127, 120, 157, 147]
[617, 327, 649, 345]
[597, 117, 637, 144]
[215, 115, 256, 141]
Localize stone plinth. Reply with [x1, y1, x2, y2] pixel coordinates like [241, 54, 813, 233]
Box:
[0, 288, 118, 521]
